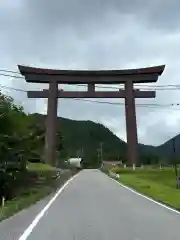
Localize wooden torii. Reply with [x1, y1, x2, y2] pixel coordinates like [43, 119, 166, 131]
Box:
[18, 65, 165, 167]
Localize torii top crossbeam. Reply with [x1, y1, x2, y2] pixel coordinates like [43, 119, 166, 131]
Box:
[18, 65, 165, 84]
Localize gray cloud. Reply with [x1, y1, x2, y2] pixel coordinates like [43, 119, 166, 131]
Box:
[0, 0, 180, 146]
[9, 0, 180, 33]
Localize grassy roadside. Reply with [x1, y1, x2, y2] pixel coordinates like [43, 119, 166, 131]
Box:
[27, 162, 57, 171]
[111, 167, 180, 211]
[0, 185, 54, 221]
[0, 163, 74, 222]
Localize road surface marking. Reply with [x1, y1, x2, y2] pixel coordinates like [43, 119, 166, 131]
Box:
[108, 174, 180, 215]
[18, 173, 80, 240]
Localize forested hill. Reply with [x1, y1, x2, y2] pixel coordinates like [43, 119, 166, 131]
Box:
[30, 113, 127, 162]
[30, 113, 180, 163]
[156, 135, 180, 160]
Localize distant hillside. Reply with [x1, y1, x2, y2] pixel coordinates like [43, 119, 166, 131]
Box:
[138, 143, 157, 155]
[30, 113, 127, 162]
[156, 135, 180, 161]
[29, 113, 180, 163]
[138, 135, 180, 163]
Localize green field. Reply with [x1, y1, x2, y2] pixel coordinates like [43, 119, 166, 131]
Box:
[111, 167, 180, 210]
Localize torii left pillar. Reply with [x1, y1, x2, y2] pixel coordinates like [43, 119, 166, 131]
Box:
[44, 81, 58, 166]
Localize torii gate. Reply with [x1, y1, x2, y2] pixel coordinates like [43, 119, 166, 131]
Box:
[18, 65, 165, 167]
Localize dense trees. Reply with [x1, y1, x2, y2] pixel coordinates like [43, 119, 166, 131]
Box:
[0, 92, 49, 201]
[138, 152, 161, 166]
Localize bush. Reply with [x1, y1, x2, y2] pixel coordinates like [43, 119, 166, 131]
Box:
[28, 158, 41, 163]
[0, 169, 74, 221]
[101, 166, 109, 174]
[0, 168, 63, 202]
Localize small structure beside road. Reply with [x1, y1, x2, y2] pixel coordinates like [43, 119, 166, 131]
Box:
[67, 157, 83, 169]
[102, 161, 122, 169]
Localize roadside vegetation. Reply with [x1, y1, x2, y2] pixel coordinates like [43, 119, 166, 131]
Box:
[0, 166, 73, 221]
[0, 91, 73, 221]
[111, 166, 180, 210]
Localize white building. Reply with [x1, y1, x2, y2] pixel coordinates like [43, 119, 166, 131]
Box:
[68, 158, 83, 168]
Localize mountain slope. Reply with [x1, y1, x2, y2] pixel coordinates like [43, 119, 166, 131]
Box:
[29, 113, 180, 163]
[156, 135, 180, 160]
[30, 113, 127, 162]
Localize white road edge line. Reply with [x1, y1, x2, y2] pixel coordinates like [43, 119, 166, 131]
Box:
[106, 174, 180, 215]
[18, 173, 80, 240]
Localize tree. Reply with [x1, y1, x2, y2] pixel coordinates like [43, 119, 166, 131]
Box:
[0, 92, 46, 200]
[139, 152, 160, 166]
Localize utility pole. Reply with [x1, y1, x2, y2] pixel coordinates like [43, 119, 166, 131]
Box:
[172, 138, 180, 188]
[100, 142, 103, 162]
[81, 147, 84, 157]
[97, 148, 100, 161]
[97, 147, 102, 163]
[76, 149, 80, 158]
[172, 138, 177, 176]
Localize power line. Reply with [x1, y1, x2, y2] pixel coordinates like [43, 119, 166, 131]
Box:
[0, 69, 21, 75]
[1, 71, 180, 91]
[0, 81, 178, 107]
[1, 69, 180, 90]
[0, 84, 27, 92]
[0, 69, 180, 110]
[0, 82, 180, 110]
[0, 73, 24, 79]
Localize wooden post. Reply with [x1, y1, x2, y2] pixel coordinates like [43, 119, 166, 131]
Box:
[125, 81, 138, 168]
[45, 81, 58, 166]
[2, 196, 5, 207]
[88, 83, 95, 93]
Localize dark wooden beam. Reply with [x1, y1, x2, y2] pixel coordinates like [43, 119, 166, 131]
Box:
[24, 73, 159, 84]
[27, 90, 156, 98]
[88, 83, 95, 92]
[18, 64, 165, 84]
[125, 81, 138, 168]
[44, 81, 58, 166]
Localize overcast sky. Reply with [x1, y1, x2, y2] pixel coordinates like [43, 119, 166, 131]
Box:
[1, 0, 180, 146]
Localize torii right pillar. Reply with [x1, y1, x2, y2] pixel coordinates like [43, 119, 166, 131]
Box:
[124, 63, 165, 169]
[125, 80, 138, 169]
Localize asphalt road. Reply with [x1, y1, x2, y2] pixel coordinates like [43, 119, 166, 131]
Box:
[1, 169, 180, 240]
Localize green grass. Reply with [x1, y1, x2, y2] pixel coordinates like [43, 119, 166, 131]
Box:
[111, 167, 180, 211]
[0, 185, 53, 221]
[27, 162, 57, 171]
